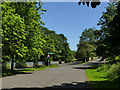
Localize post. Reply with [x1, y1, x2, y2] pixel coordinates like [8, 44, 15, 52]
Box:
[47, 54, 50, 66]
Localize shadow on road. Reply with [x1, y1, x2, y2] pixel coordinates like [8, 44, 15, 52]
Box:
[73, 67, 94, 69]
[2, 70, 33, 77]
[67, 62, 81, 65]
[3, 79, 120, 89]
[73, 61, 102, 70]
[46, 81, 89, 88]
[3, 81, 91, 89]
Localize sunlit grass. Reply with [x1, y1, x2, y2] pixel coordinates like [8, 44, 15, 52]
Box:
[86, 65, 120, 88]
[23, 65, 59, 71]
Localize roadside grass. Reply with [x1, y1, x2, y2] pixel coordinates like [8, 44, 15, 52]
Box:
[22, 64, 59, 71]
[2, 64, 59, 77]
[86, 64, 120, 88]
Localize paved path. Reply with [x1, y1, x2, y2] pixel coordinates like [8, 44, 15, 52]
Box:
[2, 58, 101, 89]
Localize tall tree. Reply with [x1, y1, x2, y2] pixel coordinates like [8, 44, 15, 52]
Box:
[2, 2, 27, 70]
[76, 41, 94, 62]
[95, 2, 117, 59]
[76, 28, 96, 62]
[80, 28, 97, 45]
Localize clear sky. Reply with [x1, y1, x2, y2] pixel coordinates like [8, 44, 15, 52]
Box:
[41, 2, 108, 51]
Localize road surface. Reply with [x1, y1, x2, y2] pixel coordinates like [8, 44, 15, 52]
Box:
[2, 58, 101, 89]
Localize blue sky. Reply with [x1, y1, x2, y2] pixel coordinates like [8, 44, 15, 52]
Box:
[41, 2, 108, 51]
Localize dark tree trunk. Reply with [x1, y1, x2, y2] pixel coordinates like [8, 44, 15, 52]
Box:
[33, 57, 38, 68]
[91, 57, 93, 60]
[59, 61, 62, 64]
[11, 54, 14, 70]
[46, 58, 49, 66]
[87, 57, 89, 61]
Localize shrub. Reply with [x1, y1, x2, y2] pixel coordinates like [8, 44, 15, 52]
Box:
[97, 64, 110, 72]
[107, 62, 120, 79]
[2, 63, 10, 70]
[91, 64, 99, 69]
[15, 60, 27, 68]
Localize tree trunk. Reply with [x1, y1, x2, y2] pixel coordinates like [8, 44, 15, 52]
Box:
[91, 57, 93, 60]
[33, 57, 38, 68]
[46, 58, 49, 66]
[11, 54, 14, 70]
[59, 61, 61, 64]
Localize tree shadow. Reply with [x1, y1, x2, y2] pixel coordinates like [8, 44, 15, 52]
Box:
[73, 67, 94, 69]
[4, 81, 91, 90]
[67, 62, 81, 65]
[2, 70, 33, 77]
[46, 81, 89, 88]
[2, 75, 120, 89]
[73, 62, 102, 70]
[88, 77, 120, 88]
[3, 79, 120, 90]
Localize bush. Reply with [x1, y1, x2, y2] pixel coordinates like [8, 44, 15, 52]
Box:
[97, 64, 110, 72]
[106, 55, 120, 64]
[15, 60, 27, 68]
[2, 63, 10, 70]
[91, 64, 99, 69]
[106, 62, 120, 79]
[96, 63, 120, 80]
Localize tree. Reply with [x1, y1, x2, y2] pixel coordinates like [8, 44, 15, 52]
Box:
[2, 2, 27, 70]
[2, 2, 46, 69]
[92, 2, 120, 63]
[2, 1, 74, 69]
[105, 2, 120, 63]
[76, 41, 94, 62]
[95, 2, 117, 59]
[76, 28, 97, 62]
[80, 28, 97, 45]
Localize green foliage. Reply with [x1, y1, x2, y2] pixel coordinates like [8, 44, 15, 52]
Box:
[95, 63, 120, 80]
[84, 2, 120, 88]
[2, 63, 10, 70]
[80, 28, 97, 45]
[76, 28, 97, 62]
[86, 63, 120, 88]
[97, 64, 110, 72]
[95, 2, 120, 63]
[106, 62, 120, 79]
[66, 55, 73, 62]
[86, 68, 120, 88]
[2, 2, 73, 69]
[76, 41, 95, 61]
[15, 60, 27, 68]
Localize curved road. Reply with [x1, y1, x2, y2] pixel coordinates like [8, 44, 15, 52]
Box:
[2, 59, 101, 89]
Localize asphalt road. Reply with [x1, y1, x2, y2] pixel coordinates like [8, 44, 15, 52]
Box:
[2, 59, 101, 89]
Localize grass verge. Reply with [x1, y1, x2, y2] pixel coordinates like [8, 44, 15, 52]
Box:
[2, 64, 59, 77]
[86, 65, 120, 88]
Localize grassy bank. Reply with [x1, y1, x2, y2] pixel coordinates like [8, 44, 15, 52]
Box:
[2, 65, 59, 77]
[86, 63, 120, 88]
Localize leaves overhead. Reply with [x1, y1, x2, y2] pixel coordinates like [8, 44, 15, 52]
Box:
[78, 0, 101, 8]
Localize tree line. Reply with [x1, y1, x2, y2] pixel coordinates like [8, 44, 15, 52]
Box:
[75, 2, 120, 64]
[2, 2, 74, 70]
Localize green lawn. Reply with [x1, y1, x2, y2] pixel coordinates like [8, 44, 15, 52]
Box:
[86, 68, 120, 88]
[2, 65, 59, 77]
